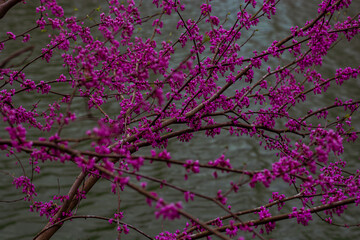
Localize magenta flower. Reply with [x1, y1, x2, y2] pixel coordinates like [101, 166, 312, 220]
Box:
[7, 32, 16, 40]
[13, 176, 37, 201]
[155, 199, 183, 220]
[289, 207, 313, 226]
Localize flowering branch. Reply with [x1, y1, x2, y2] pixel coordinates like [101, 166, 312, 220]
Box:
[1, 0, 360, 239]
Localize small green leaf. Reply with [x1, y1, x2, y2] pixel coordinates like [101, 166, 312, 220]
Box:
[203, 34, 210, 43]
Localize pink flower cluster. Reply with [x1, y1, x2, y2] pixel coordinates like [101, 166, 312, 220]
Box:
[12, 176, 37, 201]
[155, 199, 183, 220]
[289, 207, 312, 226]
[256, 206, 275, 234]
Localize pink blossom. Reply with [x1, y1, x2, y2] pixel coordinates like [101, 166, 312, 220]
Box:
[225, 220, 238, 237]
[289, 207, 312, 226]
[22, 34, 30, 42]
[7, 32, 16, 40]
[13, 176, 37, 200]
[200, 4, 212, 15]
[155, 199, 183, 220]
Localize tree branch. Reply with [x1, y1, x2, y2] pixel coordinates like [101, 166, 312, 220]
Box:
[190, 197, 357, 239]
[0, 0, 22, 19]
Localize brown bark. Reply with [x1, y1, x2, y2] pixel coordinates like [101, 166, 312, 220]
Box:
[0, 0, 22, 19]
[34, 173, 100, 240]
[0, 46, 34, 68]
